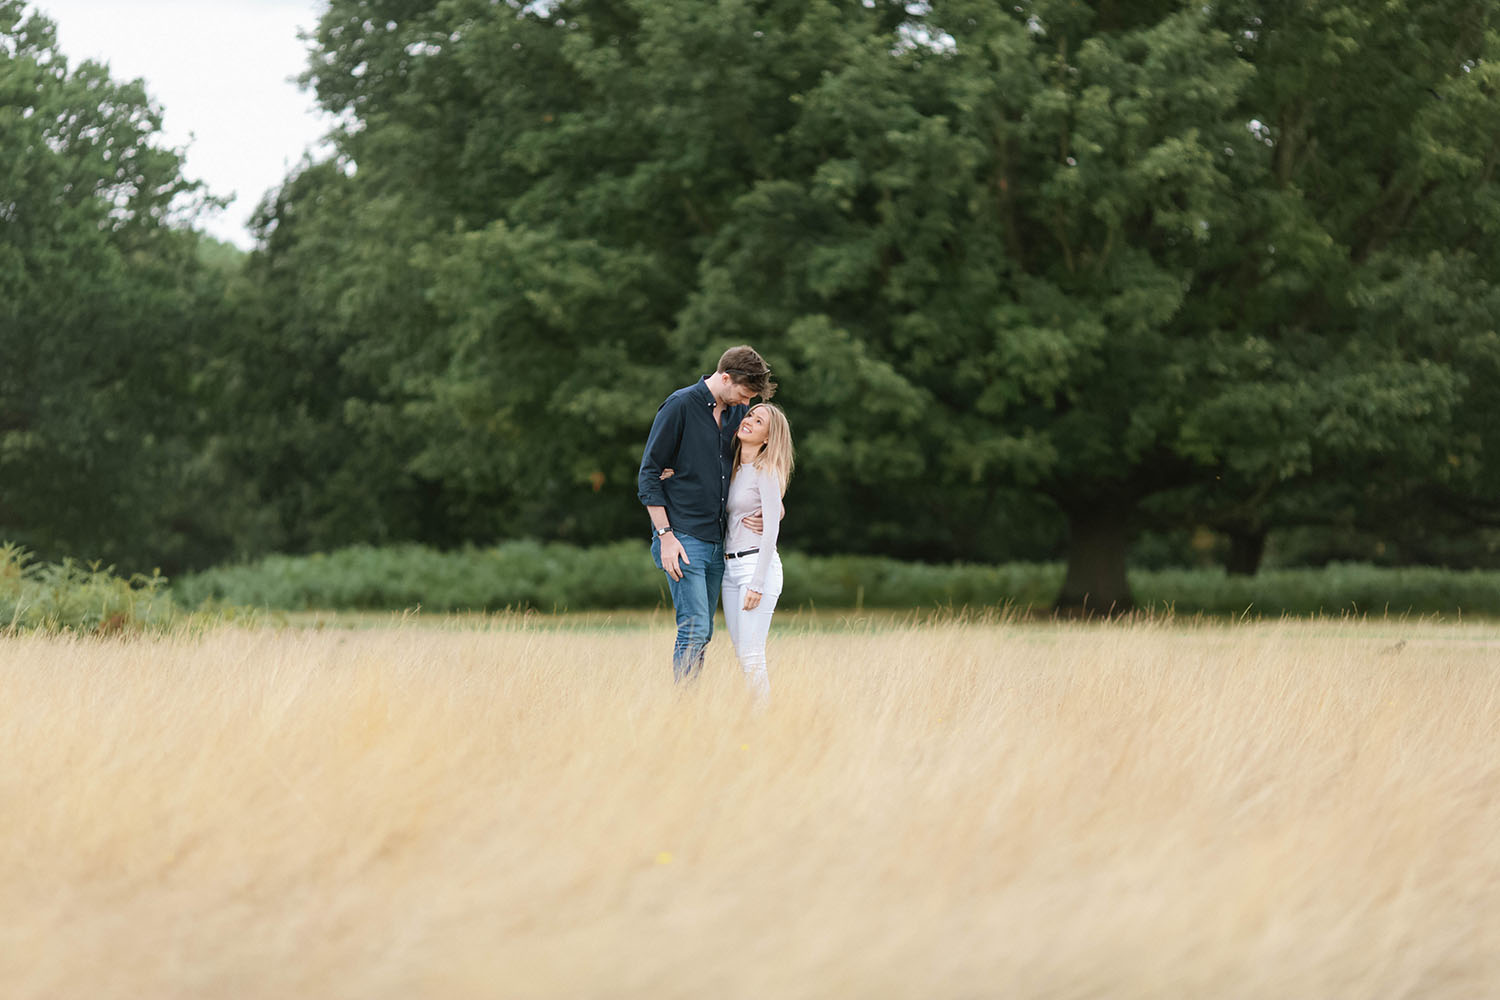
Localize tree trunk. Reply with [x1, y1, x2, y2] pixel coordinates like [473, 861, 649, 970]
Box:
[1225, 526, 1267, 576]
[1055, 504, 1133, 617]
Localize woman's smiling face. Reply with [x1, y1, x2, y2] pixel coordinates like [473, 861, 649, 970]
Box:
[736, 406, 770, 452]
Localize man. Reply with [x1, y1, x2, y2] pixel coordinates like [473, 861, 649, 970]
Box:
[638, 346, 776, 682]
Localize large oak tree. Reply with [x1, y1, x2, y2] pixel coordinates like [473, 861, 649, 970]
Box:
[255, 0, 1500, 607]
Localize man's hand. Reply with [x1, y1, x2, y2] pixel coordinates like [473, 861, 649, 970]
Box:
[660, 468, 674, 480]
[740, 501, 786, 535]
[660, 532, 689, 582]
[743, 590, 762, 611]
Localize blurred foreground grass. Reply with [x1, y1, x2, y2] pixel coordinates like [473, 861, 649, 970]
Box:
[2, 617, 1497, 997]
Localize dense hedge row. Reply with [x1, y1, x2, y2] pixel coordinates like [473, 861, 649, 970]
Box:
[172, 542, 1500, 618]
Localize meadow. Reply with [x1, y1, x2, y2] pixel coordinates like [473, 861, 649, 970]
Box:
[2, 614, 1497, 998]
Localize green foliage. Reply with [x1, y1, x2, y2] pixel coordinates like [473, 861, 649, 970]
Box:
[0, 543, 177, 633]
[780, 553, 1063, 611]
[173, 541, 668, 612]
[172, 543, 1500, 618]
[11, 0, 1500, 595]
[208, 161, 454, 555]
[237, 0, 1500, 611]
[1135, 566, 1500, 620]
[171, 541, 1064, 612]
[0, 3, 233, 574]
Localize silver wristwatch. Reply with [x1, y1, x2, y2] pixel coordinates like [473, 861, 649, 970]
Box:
[654, 525, 673, 537]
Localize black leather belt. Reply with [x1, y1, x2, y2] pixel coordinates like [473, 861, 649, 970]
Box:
[725, 548, 760, 560]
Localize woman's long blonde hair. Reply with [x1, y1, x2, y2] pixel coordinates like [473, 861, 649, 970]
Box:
[732, 403, 794, 498]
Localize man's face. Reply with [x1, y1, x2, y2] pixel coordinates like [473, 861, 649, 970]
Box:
[719, 375, 756, 407]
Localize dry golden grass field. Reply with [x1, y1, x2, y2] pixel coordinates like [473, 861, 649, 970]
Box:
[2, 614, 1498, 998]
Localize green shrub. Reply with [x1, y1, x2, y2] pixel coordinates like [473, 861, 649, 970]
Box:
[779, 553, 1062, 610]
[174, 542, 1500, 618]
[174, 542, 1060, 613]
[172, 542, 669, 612]
[0, 543, 178, 633]
[1133, 564, 1500, 618]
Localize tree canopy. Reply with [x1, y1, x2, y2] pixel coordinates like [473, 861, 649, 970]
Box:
[7, 0, 1500, 606]
[0, 1, 231, 570]
[244, 0, 1500, 608]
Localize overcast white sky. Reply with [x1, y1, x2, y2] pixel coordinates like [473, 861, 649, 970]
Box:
[32, 0, 334, 248]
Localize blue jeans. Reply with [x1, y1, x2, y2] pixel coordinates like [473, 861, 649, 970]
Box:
[651, 532, 725, 683]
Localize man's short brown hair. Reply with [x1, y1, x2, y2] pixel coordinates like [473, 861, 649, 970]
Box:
[717, 345, 776, 400]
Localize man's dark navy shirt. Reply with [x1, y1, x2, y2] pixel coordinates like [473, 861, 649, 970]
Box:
[638, 378, 748, 543]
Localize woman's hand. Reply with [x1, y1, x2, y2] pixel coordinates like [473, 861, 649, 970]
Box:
[743, 590, 762, 611]
[659, 468, 674, 480]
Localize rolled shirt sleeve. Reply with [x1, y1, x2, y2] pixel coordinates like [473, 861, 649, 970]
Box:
[637, 396, 684, 509]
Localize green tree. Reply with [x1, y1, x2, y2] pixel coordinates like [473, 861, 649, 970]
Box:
[278, 0, 1039, 555]
[675, 0, 1492, 610]
[1137, 2, 1500, 577]
[209, 159, 460, 553]
[269, 0, 1500, 608]
[0, 3, 227, 571]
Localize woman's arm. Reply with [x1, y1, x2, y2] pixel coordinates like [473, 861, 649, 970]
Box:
[747, 469, 784, 595]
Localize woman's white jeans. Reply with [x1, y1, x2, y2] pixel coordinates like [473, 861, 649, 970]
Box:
[721, 551, 782, 704]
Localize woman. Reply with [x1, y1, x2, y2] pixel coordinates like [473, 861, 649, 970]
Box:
[722, 403, 794, 705]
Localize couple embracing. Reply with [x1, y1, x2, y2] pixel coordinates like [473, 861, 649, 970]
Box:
[636, 346, 793, 703]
